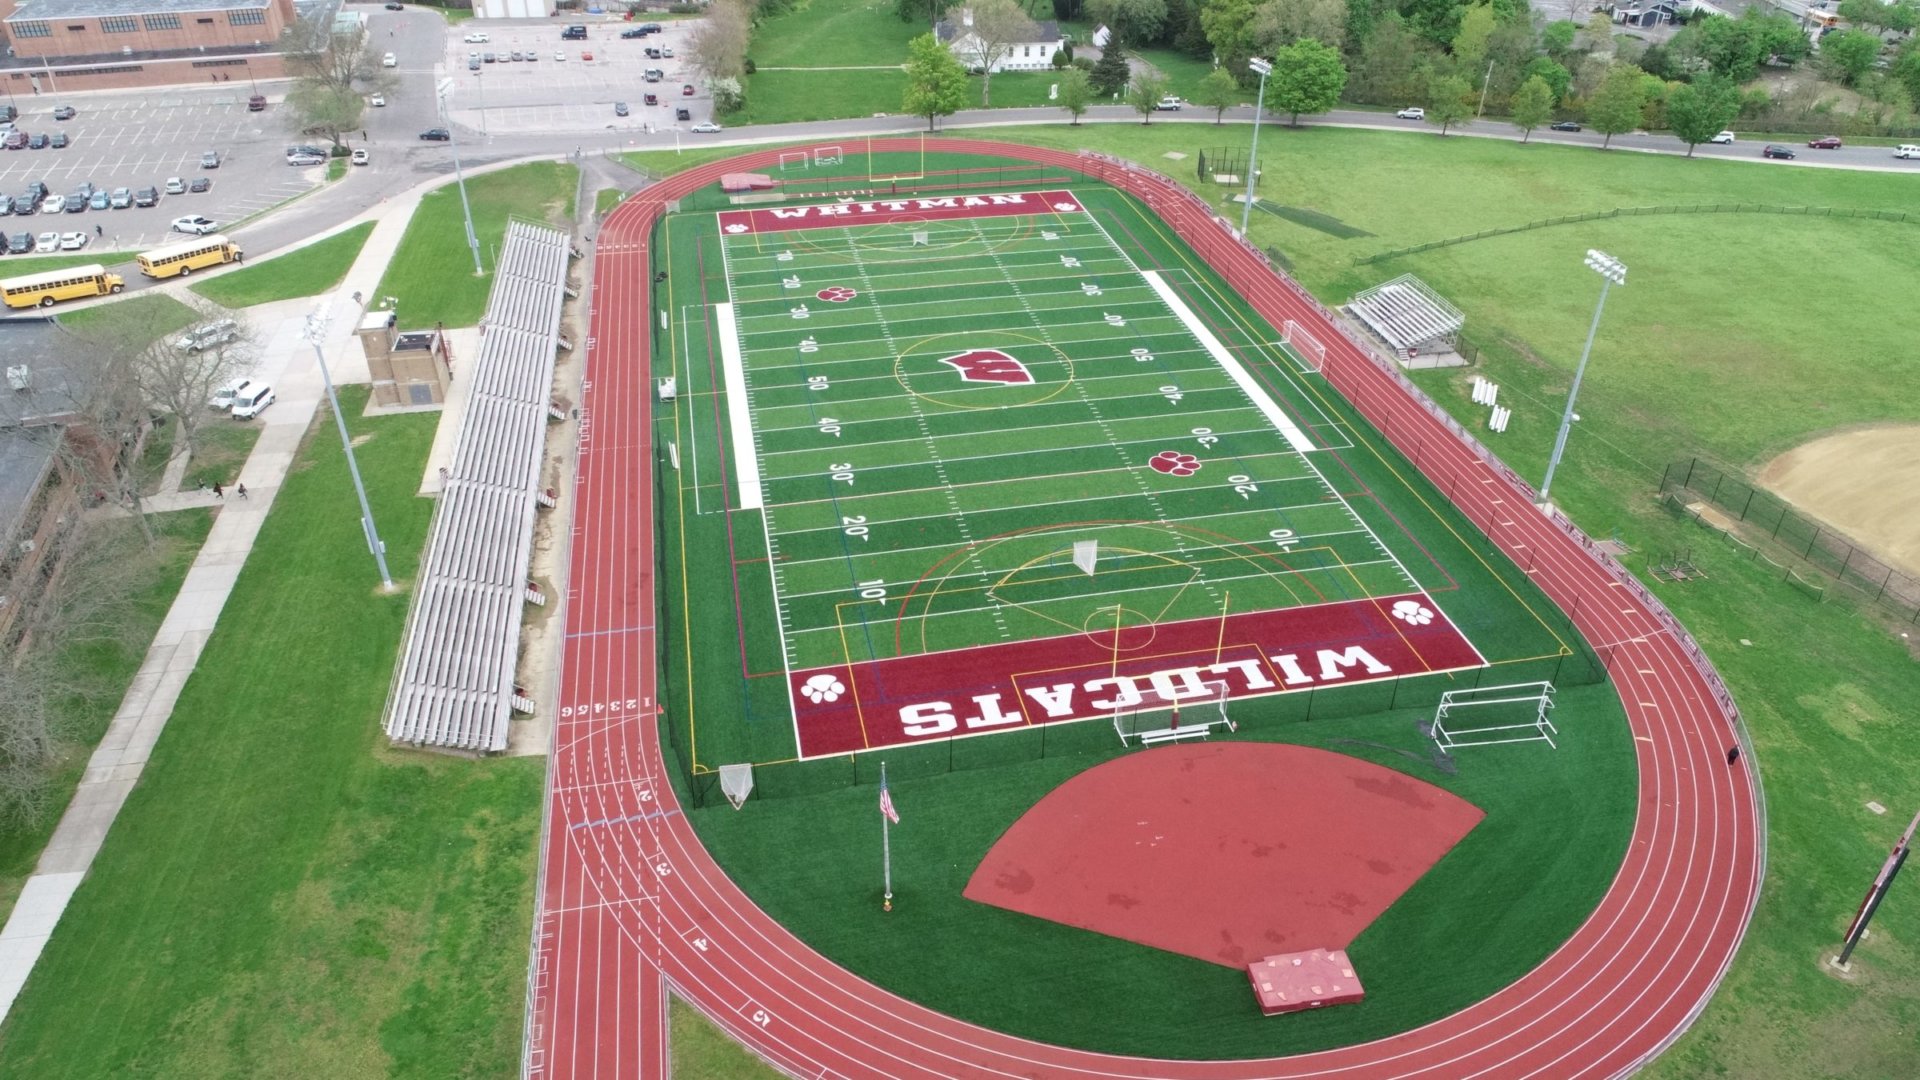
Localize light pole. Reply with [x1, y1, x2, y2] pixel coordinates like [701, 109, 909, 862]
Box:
[1239, 56, 1273, 238]
[435, 78, 486, 277]
[474, 65, 487, 138]
[1475, 58, 1495, 118]
[1538, 249, 1627, 509]
[305, 301, 394, 590]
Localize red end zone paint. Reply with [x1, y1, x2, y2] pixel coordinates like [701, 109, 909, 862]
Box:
[718, 189, 1083, 235]
[790, 592, 1483, 758]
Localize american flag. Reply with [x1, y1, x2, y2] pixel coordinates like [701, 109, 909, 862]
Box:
[879, 778, 900, 825]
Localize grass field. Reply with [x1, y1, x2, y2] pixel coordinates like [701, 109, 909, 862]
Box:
[0, 388, 543, 1078]
[191, 222, 374, 308]
[373, 161, 576, 327]
[55, 290, 197, 335]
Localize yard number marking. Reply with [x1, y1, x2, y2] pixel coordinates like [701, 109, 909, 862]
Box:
[806, 375, 829, 391]
[816, 417, 843, 438]
[842, 515, 869, 542]
[856, 579, 887, 601]
[828, 462, 856, 485]
[798, 336, 820, 355]
[776, 250, 795, 262]
[1270, 528, 1297, 551]
[1104, 312, 1127, 328]
[1131, 348, 1154, 363]
[1060, 255, 1081, 268]
[1159, 384, 1184, 405]
[1228, 474, 1259, 499]
[790, 304, 810, 320]
[1192, 426, 1218, 448]
[782, 275, 801, 290]
[1081, 282, 1102, 297]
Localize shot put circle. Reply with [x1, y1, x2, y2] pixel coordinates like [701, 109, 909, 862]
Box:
[894, 332, 1074, 410]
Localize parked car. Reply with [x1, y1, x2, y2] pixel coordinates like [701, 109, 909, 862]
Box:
[248, 94, 267, 111]
[682, 83, 695, 97]
[463, 31, 489, 43]
[510, 50, 524, 62]
[209, 379, 253, 411]
[562, 24, 587, 40]
[1762, 144, 1796, 159]
[643, 93, 658, 106]
[88, 190, 109, 210]
[468, 56, 481, 70]
[419, 128, 450, 141]
[621, 27, 647, 38]
[370, 93, 386, 107]
[171, 215, 218, 235]
[690, 121, 722, 133]
[384, 1, 404, 9]
[231, 382, 275, 420]
[643, 67, 663, 82]
[1808, 136, 1843, 149]
[48, 132, 68, 149]
[34, 231, 58, 252]
[165, 176, 187, 194]
[1396, 107, 1425, 120]
[675, 106, 691, 121]
[200, 149, 221, 168]
[1710, 130, 1735, 144]
[58, 230, 87, 250]
[0, 196, 11, 216]
[661, 46, 674, 58]
[73, 182, 94, 199]
[382, 52, 398, 67]
[581, 51, 594, 61]
[180, 320, 240, 354]
[40, 195, 61, 213]
[351, 148, 369, 166]
[644, 45, 662, 59]
[615, 101, 630, 116]
[483, 51, 497, 63]
[287, 152, 325, 166]
[51, 106, 75, 121]
[6, 232, 29, 254]
[554, 51, 566, 61]
[189, 177, 211, 193]
[1548, 120, 1581, 132]
[12, 195, 34, 217]
[1, 132, 25, 150]
[109, 187, 132, 208]
[134, 186, 160, 206]
[25, 181, 48, 202]
[26, 133, 47, 150]
[62, 193, 85, 213]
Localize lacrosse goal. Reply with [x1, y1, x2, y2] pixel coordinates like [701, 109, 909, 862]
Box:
[1282, 319, 1327, 374]
[1114, 680, 1236, 747]
[1426, 681, 1557, 750]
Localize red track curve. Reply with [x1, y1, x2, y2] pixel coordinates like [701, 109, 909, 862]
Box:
[525, 140, 1763, 1080]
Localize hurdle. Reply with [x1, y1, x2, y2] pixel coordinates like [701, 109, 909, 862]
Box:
[1425, 681, 1557, 750]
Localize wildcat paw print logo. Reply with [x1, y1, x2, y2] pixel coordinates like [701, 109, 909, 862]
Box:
[1391, 600, 1435, 626]
[800, 673, 846, 704]
[1052, 200, 1081, 212]
[815, 286, 858, 303]
[1147, 450, 1202, 477]
[724, 223, 748, 234]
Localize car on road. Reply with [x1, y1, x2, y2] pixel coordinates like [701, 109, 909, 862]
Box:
[35, 231, 59, 252]
[62, 193, 85, 213]
[675, 106, 691, 121]
[419, 128, 450, 141]
[370, 93, 386, 107]
[1548, 120, 1581, 132]
[690, 120, 722, 133]
[27, 133, 47, 150]
[351, 148, 369, 166]
[171, 215, 217, 234]
[164, 176, 187, 194]
[382, 52, 398, 67]
[682, 83, 695, 96]
[201, 149, 221, 168]
[6, 232, 28, 253]
[1396, 107, 1424, 120]
[189, 177, 211, 193]
[49, 132, 68, 149]
[1807, 136, 1842, 149]
[1762, 144, 1796, 159]
[109, 187, 131, 208]
[51, 106, 75, 121]
[134, 186, 160, 206]
[1, 132, 25, 150]
[464, 31, 489, 43]
[1710, 130, 1735, 144]
[59, 231, 86, 250]
[385, 1, 404, 8]
[1896, 144, 1920, 159]
[615, 101, 630, 116]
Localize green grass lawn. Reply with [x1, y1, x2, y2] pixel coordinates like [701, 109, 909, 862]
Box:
[0, 387, 543, 1078]
[0, 251, 137, 276]
[670, 998, 781, 1079]
[372, 160, 577, 328]
[0, 510, 212, 925]
[749, 0, 915, 69]
[175, 421, 261, 490]
[191, 222, 374, 308]
[593, 187, 625, 216]
[55, 291, 198, 335]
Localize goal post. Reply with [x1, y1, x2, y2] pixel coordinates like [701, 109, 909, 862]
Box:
[1114, 680, 1236, 746]
[1426, 681, 1557, 750]
[1282, 319, 1328, 374]
[778, 150, 809, 172]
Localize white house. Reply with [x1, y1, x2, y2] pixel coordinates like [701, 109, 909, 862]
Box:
[936, 8, 1066, 73]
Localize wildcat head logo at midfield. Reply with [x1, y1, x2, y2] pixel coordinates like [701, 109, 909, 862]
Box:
[939, 349, 1034, 385]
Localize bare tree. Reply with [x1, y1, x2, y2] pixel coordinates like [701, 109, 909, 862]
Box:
[690, 0, 753, 84]
[125, 299, 256, 469]
[281, 15, 392, 148]
[950, 0, 1041, 106]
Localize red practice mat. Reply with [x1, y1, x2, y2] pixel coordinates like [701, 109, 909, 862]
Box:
[964, 743, 1483, 967]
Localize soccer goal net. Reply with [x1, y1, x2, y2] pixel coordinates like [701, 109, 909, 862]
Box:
[1426, 681, 1557, 750]
[1282, 319, 1328, 374]
[1114, 680, 1236, 746]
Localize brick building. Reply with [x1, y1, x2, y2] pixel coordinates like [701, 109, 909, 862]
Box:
[0, 0, 305, 92]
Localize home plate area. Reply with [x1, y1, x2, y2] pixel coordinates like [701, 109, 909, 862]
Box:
[963, 742, 1483, 1013]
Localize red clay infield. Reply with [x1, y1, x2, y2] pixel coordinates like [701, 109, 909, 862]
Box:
[964, 742, 1483, 968]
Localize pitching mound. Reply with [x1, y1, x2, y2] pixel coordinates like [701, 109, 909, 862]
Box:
[964, 743, 1483, 967]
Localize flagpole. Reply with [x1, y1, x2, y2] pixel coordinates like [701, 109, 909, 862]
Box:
[881, 760, 893, 912]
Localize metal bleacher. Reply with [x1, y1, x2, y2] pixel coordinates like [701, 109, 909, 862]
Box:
[1347, 274, 1464, 353]
[384, 221, 575, 753]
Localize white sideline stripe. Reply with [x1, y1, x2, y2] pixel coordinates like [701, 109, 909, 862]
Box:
[714, 302, 763, 510]
[1141, 270, 1316, 454]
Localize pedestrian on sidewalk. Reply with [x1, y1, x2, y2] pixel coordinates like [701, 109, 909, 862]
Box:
[212, 482, 224, 499]
[236, 483, 248, 500]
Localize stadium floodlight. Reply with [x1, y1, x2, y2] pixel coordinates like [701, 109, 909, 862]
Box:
[305, 299, 394, 590]
[1240, 57, 1274, 237]
[435, 79, 486, 277]
[1538, 250, 1627, 509]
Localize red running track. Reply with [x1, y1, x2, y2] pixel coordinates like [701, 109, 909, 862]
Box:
[524, 140, 1763, 1079]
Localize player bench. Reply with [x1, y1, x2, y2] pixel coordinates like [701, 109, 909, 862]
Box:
[1132, 722, 1223, 747]
[1113, 682, 1237, 748]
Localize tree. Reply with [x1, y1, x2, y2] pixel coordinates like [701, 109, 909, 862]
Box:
[1402, 0, 1466, 46]
[897, 0, 954, 25]
[1127, 71, 1171, 121]
[690, 0, 752, 82]
[1587, 63, 1647, 147]
[1820, 30, 1884, 88]
[710, 77, 746, 115]
[1896, 41, 1920, 109]
[949, 0, 1041, 105]
[124, 303, 255, 471]
[1665, 74, 1739, 156]
[1510, 74, 1554, 142]
[1267, 38, 1347, 124]
[1091, 38, 1132, 95]
[1200, 0, 1261, 77]
[1584, 11, 1613, 53]
[1541, 19, 1577, 58]
[1839, 0, 1918, 33]
[1522, 56, 1571, 103]
[281, 17, 389, 150]
[1348, 15, 1438, 106]
[1057, 65, 1095, 123]
[1452, 3, 1497, 74]
[1251, 0, 1348, 52]
[1193, 63, 1241, 123]
[903, 32, 969, 130]
[1088, 0, 1169, 44]
[1425, 72, 1472, 134]
[285, 84, 364, 152]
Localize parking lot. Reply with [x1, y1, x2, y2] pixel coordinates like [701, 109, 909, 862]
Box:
[0, 92, 319, 255]
[433, 19, 719, 137]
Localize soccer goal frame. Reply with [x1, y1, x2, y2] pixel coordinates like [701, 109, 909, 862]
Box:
[1282, 319, 1328, 374]
[1114, 680, 1236, 747]
[777, 150, 810, 172]
[1427, 681, 1557, 750]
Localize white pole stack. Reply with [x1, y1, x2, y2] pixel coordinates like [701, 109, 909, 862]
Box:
[1471, 376, 1509, 433]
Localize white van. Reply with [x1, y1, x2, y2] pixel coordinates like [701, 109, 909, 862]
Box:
[209, 377, 253, 411]
[178, 319, 239, 354]
[231, 383, 275, 420]
[1895, 145, 1920, 160]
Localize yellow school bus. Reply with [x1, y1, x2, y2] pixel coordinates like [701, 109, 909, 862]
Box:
[0, 264, 125, 309]
[135, 234, 243, 279]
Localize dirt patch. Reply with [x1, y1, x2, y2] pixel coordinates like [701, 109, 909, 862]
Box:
[1758, 426, 1920, 580]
